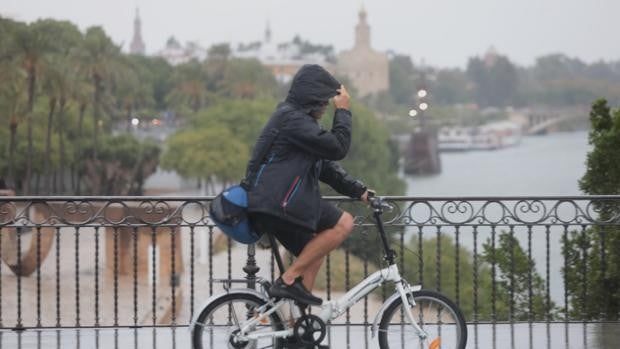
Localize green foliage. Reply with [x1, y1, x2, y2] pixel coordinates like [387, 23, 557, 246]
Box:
[388, 54, 416, 105]
[433, 69, 470, 105]
[579, 100, 620, 196]
[189, 97, 276, 148]
[397, 233, 492, 321]
[166, 60, 211, 114]
[161, 127, 248, 190]
[482, 232, 559, 321]
[125, 55, 173, 110]
[0, 126, 9, 175]
[291, 36, 336, 63]
[563, 100, 620, 320]
[466, 55, 518, 108]
[78, 134, 160, 195]
[0, 18, 168, 194]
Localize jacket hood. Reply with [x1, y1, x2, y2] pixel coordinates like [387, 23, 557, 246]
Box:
[285, 64, 341, 110]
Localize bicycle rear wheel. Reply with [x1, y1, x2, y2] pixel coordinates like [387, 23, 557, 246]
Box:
[191, 292, 285, 349]
[378, 289, 467, 349]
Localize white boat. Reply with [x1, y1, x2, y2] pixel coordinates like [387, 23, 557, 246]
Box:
[438, 121, 522, 152]
[438, 127, 474, 151]
[473, 121, 522, 150]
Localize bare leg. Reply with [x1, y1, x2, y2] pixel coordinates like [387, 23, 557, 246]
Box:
[301, 256, 324, 291]
[282, 212, 354, 285]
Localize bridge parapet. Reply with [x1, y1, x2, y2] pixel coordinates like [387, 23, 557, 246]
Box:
[0, 195, 618, 330]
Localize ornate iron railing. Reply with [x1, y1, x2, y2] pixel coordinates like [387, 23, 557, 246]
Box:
[0, 195, 619, 334]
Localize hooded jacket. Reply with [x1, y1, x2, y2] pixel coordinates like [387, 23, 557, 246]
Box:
[246, 64, 366, 231]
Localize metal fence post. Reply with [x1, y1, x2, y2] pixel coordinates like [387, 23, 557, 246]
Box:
[244, 244, 260, 289]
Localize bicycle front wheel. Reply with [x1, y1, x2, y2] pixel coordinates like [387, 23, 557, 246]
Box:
[378, 289, 467, 349]
[191, 292, 285, 349]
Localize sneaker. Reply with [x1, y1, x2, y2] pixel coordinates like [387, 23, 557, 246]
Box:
[269, 276, 322, 306]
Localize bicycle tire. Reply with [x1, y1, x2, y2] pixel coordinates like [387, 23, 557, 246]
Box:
[191, 292, 286, 349]
[378, 289, 467, 349]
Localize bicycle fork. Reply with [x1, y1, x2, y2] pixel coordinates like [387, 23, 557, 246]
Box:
[396, 281, 429, 341]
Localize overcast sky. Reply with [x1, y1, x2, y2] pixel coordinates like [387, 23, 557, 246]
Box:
[2, 0, 619, 68]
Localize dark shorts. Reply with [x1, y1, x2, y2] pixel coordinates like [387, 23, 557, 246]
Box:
[250, 200, 343, 256]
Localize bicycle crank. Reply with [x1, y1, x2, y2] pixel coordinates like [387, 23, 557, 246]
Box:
[293, 314, 326, 346]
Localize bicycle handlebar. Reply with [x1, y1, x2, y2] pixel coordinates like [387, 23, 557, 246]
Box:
[367, 192, 394, 213]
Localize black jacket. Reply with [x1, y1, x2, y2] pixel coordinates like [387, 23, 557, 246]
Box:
[246, 64, 366, 231]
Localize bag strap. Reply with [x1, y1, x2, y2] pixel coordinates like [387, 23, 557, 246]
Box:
[241, 105, 293, 189]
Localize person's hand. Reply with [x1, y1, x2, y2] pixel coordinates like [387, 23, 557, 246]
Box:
[334, 85, 350, 110]
[361, 190, 371, 203]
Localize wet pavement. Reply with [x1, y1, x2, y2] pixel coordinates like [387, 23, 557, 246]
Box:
[1, 323, 619, 349]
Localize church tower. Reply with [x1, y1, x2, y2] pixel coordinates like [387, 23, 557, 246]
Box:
[337, 7, 389, 97]
[354, 7, 370, 49]
[130, 8, 146, 55]
[265, 21, 272, 43]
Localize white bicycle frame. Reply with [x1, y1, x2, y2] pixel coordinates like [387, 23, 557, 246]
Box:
[237, 263, 428, 342]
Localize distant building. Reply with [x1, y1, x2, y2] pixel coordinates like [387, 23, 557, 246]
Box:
[484, 46, 499, 67]
[157, 37, 207, 66]
[337, 8, 389, 97]
[233, 22, 334, 84]
[129, 8, 145, 55]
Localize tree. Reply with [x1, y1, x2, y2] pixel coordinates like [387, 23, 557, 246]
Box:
[79, 26, 122, 166]
[77, 134, 160, 195]
[0, 63, 27, 189]
[563, 99, 620, 320]
[189, 97, 276, 148]
[433, 68, 470, 105]
[125, 55, 173, 110]
[222, 59, 278, 99]
[166, 60, 210, 114]
[112, 63, 153, 131]
[466, 55, 518, 107]
[388, 54, 416, 105]
[482, 232, 559, 321]
[398, 234, 488, 321]
[12, 20, 53, 193]
[161, 127, 248, 194]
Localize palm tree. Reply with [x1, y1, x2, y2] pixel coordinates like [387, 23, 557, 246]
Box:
[41, 74, 58, 194]
[0, 63, 27, 190]
[12, 21, 50, 194]
[166, 60, 211, 114]
[43, 55, 79, 194]
[67, 73, 93, 194]
[112, 64, 153, 132]
[78, 26, 121, 166]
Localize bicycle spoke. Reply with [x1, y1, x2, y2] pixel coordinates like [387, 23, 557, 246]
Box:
[192, 294, 284, 349]
[379, 291, 466, 349]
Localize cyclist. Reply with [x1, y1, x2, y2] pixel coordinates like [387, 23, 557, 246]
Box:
[246, 64, 370, 308]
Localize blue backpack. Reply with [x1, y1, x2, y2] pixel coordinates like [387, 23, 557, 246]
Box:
[209, 184, 260, 244]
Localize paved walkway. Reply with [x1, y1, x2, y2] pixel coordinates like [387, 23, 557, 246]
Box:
[1, 323, 619, 349]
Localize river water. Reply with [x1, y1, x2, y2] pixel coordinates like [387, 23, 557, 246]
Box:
[405, 131, 590, 197]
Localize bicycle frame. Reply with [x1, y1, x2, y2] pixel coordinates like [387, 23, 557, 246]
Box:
[239, 262, 428, 342]
[211, 197, 431, 343]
